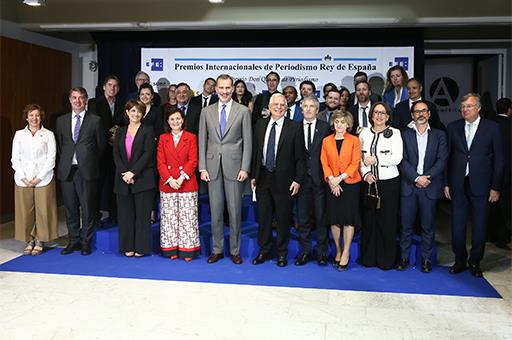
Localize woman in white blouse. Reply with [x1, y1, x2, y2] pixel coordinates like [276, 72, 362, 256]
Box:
[359, 102, 403, 270]
[11, 104, 58, 255]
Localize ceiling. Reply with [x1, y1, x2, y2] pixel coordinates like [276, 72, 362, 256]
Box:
[1, 0, 511, 43]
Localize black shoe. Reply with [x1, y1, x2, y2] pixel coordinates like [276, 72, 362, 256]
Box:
[80, 244, 92, 256]
[294, 253, 311, 266]
[60, 243, 81, 255]
[276, 256, 288, 267]
[396, 258, 410, 271]
[317, 254, 328, 266]
[469, 264, 483, 278]
[207, 253, 224, 264]
[421, 260, 432, 273]
[449, 263, 467, 274]
[252, 253, 269, 265]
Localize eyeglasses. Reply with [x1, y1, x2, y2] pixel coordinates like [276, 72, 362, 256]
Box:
[373, 110, 388, 116]
[412, 109, 429, 114]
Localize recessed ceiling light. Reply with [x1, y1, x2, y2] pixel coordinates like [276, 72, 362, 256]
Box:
[22, 0, 46, 6]
[209, 0, 224, 3]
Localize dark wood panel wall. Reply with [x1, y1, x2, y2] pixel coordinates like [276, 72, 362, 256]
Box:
[0, 36, 71, 219]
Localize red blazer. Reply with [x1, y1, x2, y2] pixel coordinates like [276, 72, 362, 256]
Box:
[320, 132, 362, 184]
[157, 130, 198, 193]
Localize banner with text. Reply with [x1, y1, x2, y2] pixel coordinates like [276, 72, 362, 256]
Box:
[141, 46, 414, 99]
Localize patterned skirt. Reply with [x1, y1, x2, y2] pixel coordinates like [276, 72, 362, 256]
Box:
[159, 191, 201, 258]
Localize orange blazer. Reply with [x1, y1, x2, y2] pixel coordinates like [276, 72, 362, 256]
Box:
[157, 130, 198, 193]
[320, 133, 362, 184]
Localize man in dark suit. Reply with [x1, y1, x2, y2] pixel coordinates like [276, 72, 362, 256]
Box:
[172, 82, 202, 135]
[444, 93, 504, 277]
[251, 93, 306, 267]
[318, 89, 340, 124]
[397, 100, 448, 273]
[252, 71, 280, 125]
[126, 71, 161, 106]
[190, 77, 218, 108]
[88, 75, 124, 224]
[295, 95, 331, 266]
[282, 85, 304, 122]
[348, 71, 381, 106]
[488, 97, 511, 248]
[319, 82, 337, 112]
[299, 80, 316, 101]
[348, 80, 375, 135]
[55, 87, 106, 255]
[392, 78, 444, 131]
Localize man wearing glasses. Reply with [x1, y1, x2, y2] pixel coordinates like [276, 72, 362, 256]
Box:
[444, 93, 504, 278]
[397, 100, 447, 273]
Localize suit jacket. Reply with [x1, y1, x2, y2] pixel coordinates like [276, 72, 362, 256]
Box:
[399, 128, 447, 199]
[113, 124, 156, 195]
[251, 117, 306, 192]
[318, 108, 335, 125]
[493, 115, 511, 184]
[392, 99, 445, 131]
[288, 101, 304, 122]
[349, 92, 382, 106]
[252, 91, 279, 125]
[303, 119, 331, 186]
[190, 93, 219, 108]
[88, 95, 124, 132]
[198, 101, 252, 181]
[348, 102, 375, 135]
[446, 118, 504, 195]
[320, 133, 362, 184]
[55, 111, 105, 181]
[383, 88, 408, 109]
[157, 130, 199, 193]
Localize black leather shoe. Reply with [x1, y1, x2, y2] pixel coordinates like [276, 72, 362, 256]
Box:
[276, 256, 288, 267]
[317, 254, 328, 266]
[449, 263, 467, 274]
[469, 264, 483, 278]
[207, 253, 224, 264]
[294, 253, 311, 266]
[396, 258, 410, 271]
[60, 243, 81, 255]
[80, 244, 92, 256]
[421, 260, 432, 273]
[252, 253, 268, 265]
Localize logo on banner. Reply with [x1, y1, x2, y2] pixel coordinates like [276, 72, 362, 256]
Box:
[146, 58, 164, 71]
[429, 77, 459, 107]
[390, 57, 409, 71]
[323, 55, 333, 62]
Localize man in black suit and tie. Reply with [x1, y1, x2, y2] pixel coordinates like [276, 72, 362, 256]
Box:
[251, 93, 306, 267]
[190, 77, 218, 108]
[252, 71, 281, 125]
[88, 75, 124, 224]
[56, 87, 106, 255]
[444, 93, 504, 277]
[348, 71, 381, 106]
[173, 83, 202, 135]
[397, 100, 448, 273]
[392, 78, 444, 131]
[295, 96, 331, 266]
[348, 80, 374, 135]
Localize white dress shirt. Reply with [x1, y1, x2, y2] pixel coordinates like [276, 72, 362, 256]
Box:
[263, 116, 285, 164]
[358, 103, 371, 128]
[11, 126, 56, 187]
[287, 103, 297, 120]
[412, 124, 430, 175]
[303, 118, 317, 150]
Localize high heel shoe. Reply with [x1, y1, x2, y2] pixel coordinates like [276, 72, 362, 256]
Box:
[338, 256, 350, 272]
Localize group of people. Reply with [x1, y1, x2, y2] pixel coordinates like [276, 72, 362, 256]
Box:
[11, 66, 510, 279]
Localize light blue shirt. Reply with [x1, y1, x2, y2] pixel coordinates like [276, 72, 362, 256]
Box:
[413, 124, 430, 175]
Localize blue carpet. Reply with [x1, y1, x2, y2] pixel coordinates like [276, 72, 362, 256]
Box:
[0, 246, 501, 298]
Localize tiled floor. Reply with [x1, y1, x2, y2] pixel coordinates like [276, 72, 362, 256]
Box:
[1, 206, 511, 340]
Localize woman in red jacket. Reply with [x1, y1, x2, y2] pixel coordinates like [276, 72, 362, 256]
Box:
[157, 108, 200, 260]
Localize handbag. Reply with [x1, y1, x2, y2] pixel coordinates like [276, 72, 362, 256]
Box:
[365, 181, 381, 210]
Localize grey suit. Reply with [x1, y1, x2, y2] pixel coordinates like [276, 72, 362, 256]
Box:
[317, 109, 334, 125]
[198, 100, 252, 255]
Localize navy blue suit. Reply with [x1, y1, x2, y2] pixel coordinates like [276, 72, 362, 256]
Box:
[289, 101, 304, 122]
[446, 117, 504, 266]
[399, 127, 447, 261]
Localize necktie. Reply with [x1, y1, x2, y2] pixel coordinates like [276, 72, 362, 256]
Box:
[220, 104, 227, 137]
[286, 108, 291, 119]
[203, 97, 208, 108]
[307, 123, 312, 150]
[265, 122, 277, 171]
[465, 123, 474, 176]
[73, 114, 81, 143]
[180, 105, 187, 114]
[362, 107, 368, 127]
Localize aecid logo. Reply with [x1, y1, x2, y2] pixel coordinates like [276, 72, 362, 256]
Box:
[429, 77, 459, 107]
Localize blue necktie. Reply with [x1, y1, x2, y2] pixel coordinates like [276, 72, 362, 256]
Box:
[73, 114, 81, 143]
[265, 122, 277, 171]
[220, 104, 227, 137]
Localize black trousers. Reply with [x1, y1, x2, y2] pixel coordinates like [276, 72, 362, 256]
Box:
[116, 189, 154, 255]
[360, 177, 400, 270]
[296, 174, 328, 256]
[60, 166, 98, 245]
[256, 169, 293, 257]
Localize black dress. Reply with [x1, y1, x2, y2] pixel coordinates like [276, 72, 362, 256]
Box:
[325, 139, 361, 228]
